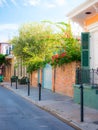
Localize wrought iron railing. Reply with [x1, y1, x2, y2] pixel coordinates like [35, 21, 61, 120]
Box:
[76, 68, 98, 87]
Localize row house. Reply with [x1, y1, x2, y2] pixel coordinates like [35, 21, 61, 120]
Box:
[67, 0, 98, 109]
[0, 42, 14, 81]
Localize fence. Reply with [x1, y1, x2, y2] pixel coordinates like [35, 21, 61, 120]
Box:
[76, 68, 98, 86]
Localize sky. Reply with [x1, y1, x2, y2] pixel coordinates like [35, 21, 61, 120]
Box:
[0, 0, 86, 42]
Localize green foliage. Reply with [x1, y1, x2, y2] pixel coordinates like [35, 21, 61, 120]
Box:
[10, 21, 81, 72]
[27, 61, 43, 73]
[10, 22, 58, 72]
[0, 54, 6, 66]
[51, 22, 81, 67]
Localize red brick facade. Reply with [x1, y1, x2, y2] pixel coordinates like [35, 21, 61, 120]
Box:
[30, 62, 79, 97]
[30, 70, 38, 87]
[52, 62, 78, 97]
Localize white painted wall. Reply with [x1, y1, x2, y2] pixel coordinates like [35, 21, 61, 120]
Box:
[88, 22, 98, 69]
[1, 44, 8, 54]
[0, 43, 12, 55]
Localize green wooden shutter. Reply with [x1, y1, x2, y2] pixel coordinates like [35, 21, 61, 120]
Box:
[81, 32, 90, 69]
[81, 32, 90, 84]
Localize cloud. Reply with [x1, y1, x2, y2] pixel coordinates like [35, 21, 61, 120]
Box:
[0, 0, 8, 7]
[43, 0, 67, 9]
[10, 0, 18, 7]
[47, 3, 56, 8]
[23, 0, 40, 6]
[44, 2, 56, 8]
[0, 24, 19, 31]
[55, 0, 67, 6]
[0, 0, 3, 6]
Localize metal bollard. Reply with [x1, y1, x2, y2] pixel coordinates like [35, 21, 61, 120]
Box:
[26, 78, 30, 96]
[38, 83, 41, 101]
[92, 69, 94, 87]
[11, 78, 12, 86]
[28, 81, 30, 96]
[80, 84, 84, 122]
[16, 77, 18, 89]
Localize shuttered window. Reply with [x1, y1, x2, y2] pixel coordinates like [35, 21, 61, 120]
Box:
[81, 32, 89, 68]
[81, 32, 90, 84]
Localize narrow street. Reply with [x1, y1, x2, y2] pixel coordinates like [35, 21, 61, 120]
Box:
[0, 86, 75, 130]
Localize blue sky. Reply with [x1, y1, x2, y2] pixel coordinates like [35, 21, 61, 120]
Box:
[0, 0, 86, 42]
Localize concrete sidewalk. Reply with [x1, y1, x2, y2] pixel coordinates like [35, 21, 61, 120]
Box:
[1, 82, 98, 130]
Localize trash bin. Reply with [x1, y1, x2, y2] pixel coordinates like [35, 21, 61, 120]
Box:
[11, 76, 18, 82]
[18, 76, 28, 84]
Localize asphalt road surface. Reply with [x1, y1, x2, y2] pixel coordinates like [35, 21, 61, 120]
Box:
[0, 86, 75, 130]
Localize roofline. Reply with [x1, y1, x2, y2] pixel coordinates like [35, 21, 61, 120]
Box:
[0, 42, 9, 44]
[66, 0, 98, 19]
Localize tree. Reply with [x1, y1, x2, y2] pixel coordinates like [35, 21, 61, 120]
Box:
[10, 21, 81, 72]
[10, 22, 59, 72]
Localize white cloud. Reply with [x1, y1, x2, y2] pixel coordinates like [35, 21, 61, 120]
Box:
[43, 0, 67, 9]
[0, 0, 18, 7]
[0, 0, 8, 7]
[55, 0, 67, 6]
[0, 0, 3, 6]
[47, 3, 56, 8]
[10, 0, 18, 6]
[44, 2, 56, 8]
[0, 24, 19, 31]
[23, 0, 40, 6]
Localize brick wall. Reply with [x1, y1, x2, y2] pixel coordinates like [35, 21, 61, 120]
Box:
[4, 58, 14, 82]
[52, 62, 79, 97]
[30, 62, 80, 97]
[4, 65, 11, 81]
[30, 70, 38, 87]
